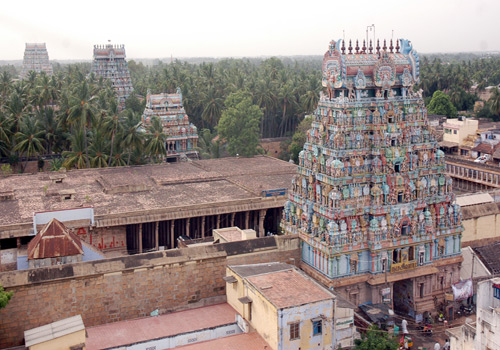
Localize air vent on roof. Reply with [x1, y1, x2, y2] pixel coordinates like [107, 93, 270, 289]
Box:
[0, 191, 14, 201]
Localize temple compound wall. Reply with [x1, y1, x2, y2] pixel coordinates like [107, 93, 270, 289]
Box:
[0, 235, 300, 348]
[282, 38, 463, 318]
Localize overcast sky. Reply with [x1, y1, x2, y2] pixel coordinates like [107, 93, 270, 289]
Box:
[1, 0, 499, 61]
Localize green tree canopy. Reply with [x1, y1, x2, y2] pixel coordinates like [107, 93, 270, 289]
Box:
[217, 91, 262, 157]
[0, 284, 13, 309]
[354, 326, 399, 350]
[427, 90, 458, 117]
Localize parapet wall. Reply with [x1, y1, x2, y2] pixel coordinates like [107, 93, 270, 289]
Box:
[0, 235, 300, 348]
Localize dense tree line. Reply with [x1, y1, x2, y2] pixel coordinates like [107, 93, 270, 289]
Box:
[128, 57, 322, 138]
[418, 55, 500, 117]
[1, 53, 499, 172]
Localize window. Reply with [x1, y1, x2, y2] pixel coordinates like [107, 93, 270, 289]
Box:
[419, 251, 425, 265]
[313, 320, 322, 335]
[398, 192, 404, 203]
[395, 162, 401, 173]
[391, 139, 396, 146]
[290, 322, 300, 340]
[381, 258, 387, 273]
[419, 283, 425, 298]
[453, 130, 457, 134]
[401, 224, 409, 236]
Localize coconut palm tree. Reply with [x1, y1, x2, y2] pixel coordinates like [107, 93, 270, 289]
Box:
[89, 129, 109, 168]
[13, 115, 45, 172]
[144, 116, 167, 163]
[67, 80, 98, 168]
[102, 99, 122, 166]
[490, 87, 500, 118]
[121, 110, 144, 165]
[62, 130, 88, 170]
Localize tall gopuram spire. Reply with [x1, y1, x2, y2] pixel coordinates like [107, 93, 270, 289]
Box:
[282, 38, 463, 316]
[90, 43, 133, 110]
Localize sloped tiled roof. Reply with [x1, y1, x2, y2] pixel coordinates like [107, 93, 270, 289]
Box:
[471, 143, 494, 154]
[474, 242, 500, 275]
[27, 218, 83, 260]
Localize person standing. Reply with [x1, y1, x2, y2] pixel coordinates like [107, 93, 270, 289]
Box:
[434, 342, 441, 350]
[401, 318, 408, 334]
[443, 339, 450, 350]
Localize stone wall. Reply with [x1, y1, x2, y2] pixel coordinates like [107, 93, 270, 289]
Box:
[0, 235, 300, 348]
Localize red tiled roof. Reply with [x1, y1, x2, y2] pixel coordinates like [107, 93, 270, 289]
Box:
[471, 143, 494, 154]
[176, 332, 270, 350]
[86, 303, 237, 350]
[27, 218, 83, 260]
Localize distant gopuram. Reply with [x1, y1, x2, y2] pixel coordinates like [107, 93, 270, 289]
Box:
[20, 43, 53, 79]
[91, 44, 133, 109]
[282, 38, 463, 317]
[142, 88, 199, 161]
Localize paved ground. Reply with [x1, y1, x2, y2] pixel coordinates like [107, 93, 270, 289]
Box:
[395, 314, 475, 349]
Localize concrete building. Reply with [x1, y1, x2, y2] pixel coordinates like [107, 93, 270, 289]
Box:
[142, 89, 199, 161]
[0, 156, 295, 257]
[225, 262, 355, 350]
[442, 117, 479, 151]
[475, 278, 500, 350]
[282, 38, 463, 318]
[24, 315, 85, 350]
[85, 303, 270, 350]
[20, 43, 53, 79]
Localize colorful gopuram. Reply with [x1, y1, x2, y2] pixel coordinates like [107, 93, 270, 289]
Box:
[142, 89, 198, 161]
[282, 38, 463, 317]
[90, 44, 133, 109]
[20, 43, 53, 79]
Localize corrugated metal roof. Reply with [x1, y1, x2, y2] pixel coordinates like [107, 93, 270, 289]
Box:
[27, 218, 83, 260]
[24, 315, 84, 347]
[456, 193, 494, 207]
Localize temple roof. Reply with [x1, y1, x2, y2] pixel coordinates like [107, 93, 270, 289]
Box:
[27, 218, 83, 260]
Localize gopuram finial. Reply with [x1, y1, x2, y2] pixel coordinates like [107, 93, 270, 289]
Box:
[362, 40, 366, 53]
[383, 39, 387, 51]
[369, 40, 373, 54]
[376, 39, 380, 54]
[341, 40, 346, 54]
[395, 39, 400, 53]
[348, 40, 353, 54]
[389, 39, 394, 53]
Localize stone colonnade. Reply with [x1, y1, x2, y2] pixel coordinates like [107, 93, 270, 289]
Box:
[446, 163, 500, 191]
[125, 208, 280, 254]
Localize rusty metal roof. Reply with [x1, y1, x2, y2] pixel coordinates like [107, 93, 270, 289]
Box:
[27, 218, 83, 260]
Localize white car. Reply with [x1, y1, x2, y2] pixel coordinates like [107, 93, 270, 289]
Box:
[474, 155, 489, 163]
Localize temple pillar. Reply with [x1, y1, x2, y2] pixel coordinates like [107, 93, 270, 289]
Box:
[258, 209, 267, 237]
[201, 216, 206, 238]
[186, 218, 190, 237]
[231, 213, 236, 227]
[155, 221, 159, 251]
[170, 220, 175, 249]
[245, 211, 250, 229]
[138, 224, 143, 254]
[216, 215, 220, 229]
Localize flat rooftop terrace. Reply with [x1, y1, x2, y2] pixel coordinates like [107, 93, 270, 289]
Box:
[86, 303, 269, 350]
[0, 156, 296, 233]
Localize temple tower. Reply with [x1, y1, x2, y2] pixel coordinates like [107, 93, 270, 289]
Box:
[90, 44, 133, 109]
[142, 88, 199, 161]
[282, 38, 463, 317]
[20, 43, 53, 79]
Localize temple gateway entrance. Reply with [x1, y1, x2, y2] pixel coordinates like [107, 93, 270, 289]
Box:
[393, 279, 415, 318]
